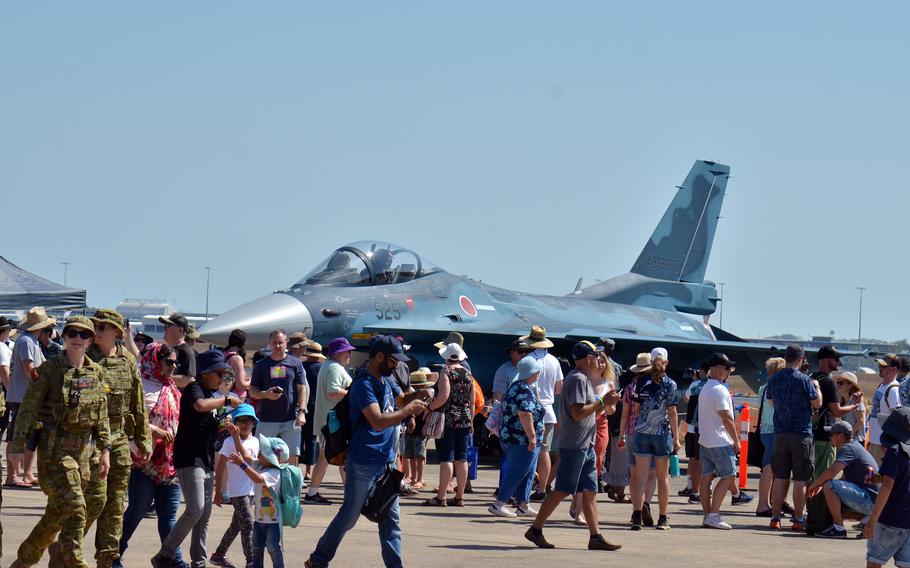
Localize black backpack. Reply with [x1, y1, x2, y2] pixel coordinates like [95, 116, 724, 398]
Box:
[321, 376, 384, 466]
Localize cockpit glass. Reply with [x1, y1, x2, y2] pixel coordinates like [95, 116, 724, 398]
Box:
[290, 241, 444, 288]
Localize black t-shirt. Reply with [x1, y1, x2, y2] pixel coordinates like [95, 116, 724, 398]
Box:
[811, 371, 839, 441]
[390, 361, 411, 393]
[302, 361, 322, 415]
[173, 382, 220, 471]
[175, 342, 197, 379]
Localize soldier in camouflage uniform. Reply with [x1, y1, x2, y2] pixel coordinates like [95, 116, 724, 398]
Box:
[60, 309, 151, 568]
[8, 316, 112, 568]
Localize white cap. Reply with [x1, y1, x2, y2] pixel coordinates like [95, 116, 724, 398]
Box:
[650, 347, 668, 361]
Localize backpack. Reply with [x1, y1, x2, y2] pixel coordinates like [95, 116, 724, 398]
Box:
[277, 465, 303, 528]
[805, 491, 832, 535]
[321, 375, 385, 466]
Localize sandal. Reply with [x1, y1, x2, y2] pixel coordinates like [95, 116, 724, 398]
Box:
[423, 497, 447, 507]
[412, 481, 425, 490]
[446, 497, 465, 507]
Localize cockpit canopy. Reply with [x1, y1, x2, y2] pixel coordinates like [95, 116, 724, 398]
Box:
[290, 241, 444, 288]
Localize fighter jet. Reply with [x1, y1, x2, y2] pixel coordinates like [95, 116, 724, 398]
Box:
[201, 160, 785, 385]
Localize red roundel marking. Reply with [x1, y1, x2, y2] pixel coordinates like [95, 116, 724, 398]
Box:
[459, 296, 478, 317]
[405, 298, 414, 310]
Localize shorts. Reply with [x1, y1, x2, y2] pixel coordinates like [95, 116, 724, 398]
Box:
[771, 432, 814, 482]
[541, 423, 556, 450]
[632, 432, 672, 457]
[402, 434, 427, 459]
[300, 432, 318, 467]
[5, 402, 20, 443]
[827, 480, 874, 516]
[867, 522, 910, 568]
[684, 432, 701, 460]
[700, 444, 737, 479]
[257, 420, 301, 456]
[760, 432, 775, 468]
[436, 426, 470, 462]
[554, 446, 598, 494]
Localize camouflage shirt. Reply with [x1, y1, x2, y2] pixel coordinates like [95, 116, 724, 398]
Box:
[88, 343, 152, 454]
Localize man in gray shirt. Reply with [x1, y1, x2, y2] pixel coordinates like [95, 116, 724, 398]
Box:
[525, 340, 621, 552]
[5, 307, 53, 488]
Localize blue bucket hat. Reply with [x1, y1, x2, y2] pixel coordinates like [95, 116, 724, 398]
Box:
[197, 349, 231, 376]
[258, 434, 290, 469]
[516, 355, 542, 381]
[231, 404, 259, 424]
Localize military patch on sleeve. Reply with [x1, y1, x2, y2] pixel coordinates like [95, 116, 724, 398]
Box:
[30, 368, 40, 381]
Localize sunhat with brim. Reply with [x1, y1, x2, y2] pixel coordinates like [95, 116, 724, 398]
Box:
[409, 369, 438, 388]
[505, 338, 533, 353]
[326, 337, 356, 357]
[517, 356, 542, 381]
[439, 342, 468, 362]
[258, 434, 290, 469]
[833, 372, 861, 392]
[63, 316, 95, 335]
[520, 325, 554, 349]
[231, 403, 260, 424]
[90, 308, 125, 335]
[197, 349, 232, 376]
[304, 341, 327, 361]
[879, 407, 910, 456]
[18, 307, 56, 332]
[629, 353, 653, 373]
[433, 331, 465, 350]
[287, 332, 308, 350]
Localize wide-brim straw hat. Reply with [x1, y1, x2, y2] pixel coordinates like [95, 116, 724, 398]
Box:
[833, 371, 861, 392]
[304, 341, 327, 361]
[18, 307, 56, 332]
[439, 342, 468, 362]
[629, 352, 653, 373]
[409, 368, 439, 388]
[520, 325, 554, 349]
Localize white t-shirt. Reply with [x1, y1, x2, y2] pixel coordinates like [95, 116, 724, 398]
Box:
[532, 350, 564, 424]
[254, 467, 282, 524]
[219, 435, 260, 498]
[0, 341, 11, 369]
[697, 378, 735, 448]
[870, 380, 902, 445]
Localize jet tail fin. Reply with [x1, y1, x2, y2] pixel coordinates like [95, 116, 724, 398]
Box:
[630, 160, 730, 283]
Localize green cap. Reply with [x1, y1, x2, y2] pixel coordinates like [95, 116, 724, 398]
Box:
[64, 316, 95, 334]
[90, 308, 125, 335]
[186, 324, 200, 340]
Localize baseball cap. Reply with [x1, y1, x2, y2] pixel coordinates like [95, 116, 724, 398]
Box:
[824, 421, 853, 437]
[706, 352, 737, 369]
[879, 407, 910, 454]
[158, 313, 189, 331]
[370, 334, 411, 362]
[650, 347, 668, 361]
[817, 345, 842, 361]
[875, 353, 901, 368]
[572, 340, 603, 361]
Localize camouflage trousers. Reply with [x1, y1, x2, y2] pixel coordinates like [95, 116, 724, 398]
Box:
[83, 432, 131, 562]
[17, 431, 93, 568]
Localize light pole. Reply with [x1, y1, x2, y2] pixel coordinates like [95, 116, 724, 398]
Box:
[61, 261, 71, 286]
[857, 287, 866, 352]
[719, 282, 726, 329]
[204, 267, 212, 321]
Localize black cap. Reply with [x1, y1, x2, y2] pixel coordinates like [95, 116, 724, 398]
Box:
[880, 407, 910, 449]
[369, 334, 411, 362]
[900, 356, 910, 374]
[597, 337, 616, 351]
[158, 313, 189, 331]
[0, 316, 10, 331]
[784, 343, 805, 363]
[817, 345, 842, 361]
[706, 352, 736, 369]
[571, 340, 603, 361]
[133, 331, 153, 344]
[507, 338, 532, 352]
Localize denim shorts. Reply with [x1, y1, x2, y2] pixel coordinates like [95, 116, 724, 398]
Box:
[828, 480, 874, 515]
[760, 432, 775, 468]
[700, 444, 737, 478]
[436, 427, 470, 462]
[867, 522, 910, 568]
[554, 446, 598, 494]
[632, 432, 672, 457]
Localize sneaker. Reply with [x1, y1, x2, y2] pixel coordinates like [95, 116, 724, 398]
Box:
[656, 515, 671, 530]
[703, 514, 732, 530]
[678, 487, 694, 497]
[399, 483, 417, 496]
[688, 493, 701, 504]
[791, 517, 806, 532]
[488, 503, 517, 518]
[516, 505, 538, 517]
[769, 517, 782, 530]
[151, 553, 175, 568]
[209, 555, 237, 568]
[524, 526, 555, 549]
[641, 502, 654, 527]
[303, 492, 333, 505]
[588, 534, 622, 551]
[731, 491, 754, 506]
[755, 508, 773, 518]
[529, 490, 547, 502]
[630, 510, 643, 531]
[815, 525, 847, 539]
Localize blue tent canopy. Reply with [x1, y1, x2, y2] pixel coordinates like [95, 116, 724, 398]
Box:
[0, 256, 86, 311]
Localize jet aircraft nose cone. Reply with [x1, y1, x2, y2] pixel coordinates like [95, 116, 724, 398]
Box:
[199, 293, 313, 348]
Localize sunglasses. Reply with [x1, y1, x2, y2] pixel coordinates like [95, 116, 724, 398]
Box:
[161, 358, 178, 367]
[65, 329, 93, 340]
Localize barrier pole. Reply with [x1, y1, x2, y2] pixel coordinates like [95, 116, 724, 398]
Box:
[738, 403, 751, 489]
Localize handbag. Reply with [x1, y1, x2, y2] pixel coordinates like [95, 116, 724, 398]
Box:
[361, 465, 405, 523]
[484, 401, 503, 435]
[422, 411, 445, 439]
[746, 388, 767, 468]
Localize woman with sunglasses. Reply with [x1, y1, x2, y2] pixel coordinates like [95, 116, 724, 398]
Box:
[115, 343, 186, 568]
[8, 316, 111, 568]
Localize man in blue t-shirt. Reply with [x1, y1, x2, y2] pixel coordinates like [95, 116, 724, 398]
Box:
[306, 335, 430, 568]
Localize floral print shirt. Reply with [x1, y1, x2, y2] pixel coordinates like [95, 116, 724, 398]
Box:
[500, 380, 545, 446]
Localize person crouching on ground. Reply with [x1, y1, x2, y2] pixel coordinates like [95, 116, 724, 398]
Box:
[305, 335, 430, 568]
[524, 340, 622, 552]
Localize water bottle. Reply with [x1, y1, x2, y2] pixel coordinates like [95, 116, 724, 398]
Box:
[669, 451, 681, 478]
[328, 409, 341, 434]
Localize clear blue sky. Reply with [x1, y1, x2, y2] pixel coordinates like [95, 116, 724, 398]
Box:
[3, 2, 908, 341]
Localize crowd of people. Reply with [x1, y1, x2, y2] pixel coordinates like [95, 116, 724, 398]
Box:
[0, 307, 909, 568]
